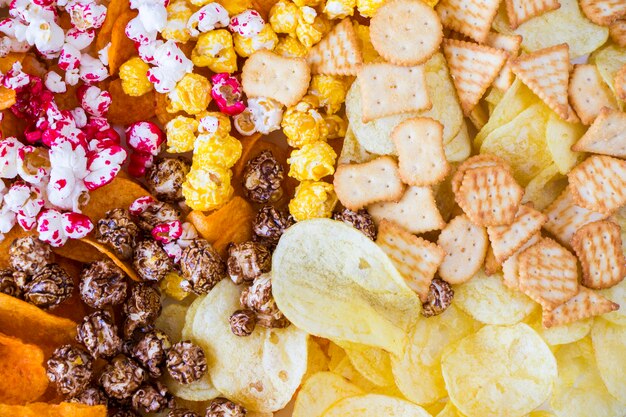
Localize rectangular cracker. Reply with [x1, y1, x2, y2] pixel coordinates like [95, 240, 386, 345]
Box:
[436, 0, 501, 43]
[487, 204, 547, 263]
[484, 32, 523, 91]
[572, 107, 626, 158]
[567, 155, 626, 214]
[505, 0, 561, 29]
[580, 0, 626, 26]
[333, 156, 405, 211]
[568, 64, 617, 125]
[542, 287, 619, 328]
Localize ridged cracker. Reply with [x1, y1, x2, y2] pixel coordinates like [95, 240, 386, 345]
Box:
[502, 233, 541, 290]
[370, 0, 443, 66]
[437, 214, 488, 284]
[484, 32, 523, 91]
[609, 20, 626, 47]
[505, 0, 561, 29]
[580, 0, 626, 26]
[435, 0, 501, 43]
[391, 117, 450, 186]
[568, 155, 626, 214]
[569, 64, 618, 125]
[307, 18, 363, 76]
[572, 107, 626, 158]
[572, 220, 626, 289]
[451, 154, 508, 195]
[333, 156, 405, 211]
[518, 237, 579, 310]
[487, 204, 547, 263]
[615, 64, 626, 100]
[542, 287, 619, 328]
[376, 220, 445, 302]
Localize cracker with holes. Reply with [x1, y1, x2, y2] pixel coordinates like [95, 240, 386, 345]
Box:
[518, 237, 579, 310]
[369, 0, 442, 66]
[484, 32, 523, 91]
[572, 107, 626, 158]
[443, 39, 508, 115]
[568, 155, 626, 214]
[368, 186, 445, 234]
[487, 204, 547, 264]
[241, 50, 310, 107]
[376, 220, 445, 301]
[569, 64, 618, 125]
[502, 233, 541, 290]
[437, 214, 488, 284]
[307, 18, 363, 76]
[580, 0, 626, 26]
[456, 165, 524, 227]
[333, 156, 404, 211]
[616, 64, 626, 100]
[542, 287, 619, 327]
[610, 20, 626, 47]
[451, 154, 509, 195]
[358, 63, 431, 122]
[391, 117, 450, 186]
[435, 0, 501, 43]
[572, 220, 626, 289]
[505, 0, 562, 29]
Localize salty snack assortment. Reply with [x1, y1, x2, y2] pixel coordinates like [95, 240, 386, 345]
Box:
[0, 0, 625, 416]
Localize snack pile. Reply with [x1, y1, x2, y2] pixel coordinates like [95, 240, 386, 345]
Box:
[0, 0, 625, 416]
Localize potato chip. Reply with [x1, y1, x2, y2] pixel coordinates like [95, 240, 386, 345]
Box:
[599, 278, 626, 325]
[551, 337, 626, 417]
[590, 43, 626, 107]
[182, 295, 204, 341]
[162, 372, 220, 402]
[293, 372, 363, 417]
[527, 310, 592, 345]
[590, 319, 626, 404]
[338, 127, 377, 165]
[155, 303, 189, 342]
[521, 163, 567, 211]
[190, 280, 308, 412]
[302, 338, 330, 383]
[392, 305, 476, 405]
[322, 394, 432, 417]
[108, 11, 138, 75]
[272, 219, 421, 355]
[454, 269, 537, 325]
[107, 79, 156, 126]
[0, 333, 48, 404]
[444, 119, 471, 163]
[545, 112, 585, 174]
[435, 402, 467, 417]
[336, 341, 395, 387]
[441, 323, 557, 417]
[0, 402, 107, 417]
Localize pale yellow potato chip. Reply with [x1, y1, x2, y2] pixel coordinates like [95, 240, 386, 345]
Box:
[338, 341, 395, 387]
[302, 338, 330, 383]
[521, 163, 568, 211]
[162, 372, 221, 402]
[551, 337, 626, 417]
[454, 269, 537, 325]
[182, 296, 204, 340]
[190, 280, 308, 413]
[444, 120, 471, 162]
[590, 43, 626, 109]
[527, 310, 592, 345]
[272, 219, 421, 356]
[392, 305, 476, 405]
[322, 394, 432, 417]
[155, 302, 189, 342]
[545, 112, 586, 174]
[598, 278, 626, 325]
[527, 412, 557, 417]
[441, 324, 557, 417]
[293, 372, 363, 417]
[492, 0, 609, 59]
[590, 319, 626, 405]
[436, 403, 468, 417]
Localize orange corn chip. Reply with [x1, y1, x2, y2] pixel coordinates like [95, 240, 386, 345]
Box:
[0, 333, 48, 405]
[107, 78, 156, 126]
[80, 237, 139, 282]
[0, 87, 15, 111]
[53, 82, 80, 111]
[83, 176, 151, 222]
[252, 0, 279, 18]
[108, 10, 138, 75]
[0, 227, 30, 267]
[96, 0, 132, 51]
[0, 402, 107, 417]
[187, 196, 256, 257]
[47, 257, 89, 322]
[0, 53, 25, 73]
[1, 110, 27, 139]
[53, 239, 106, 264]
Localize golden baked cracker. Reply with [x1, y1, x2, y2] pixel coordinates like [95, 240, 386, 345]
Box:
[451, 154, 508, 196]
[358, 63, 431, 122]
[542, 287, 619, 327]
[442, 39, 508, 115]
[370, 0, 443, 66]
[615, 64, 626, 100]
[391, 117, 450, 186]
[569, 64, 618, 125]
[542, 187, 608, 247]
[511, 44, 574, 122]
[580, 0, 626, 26]
[456, 165, 524, 227]
[487, 204, 547, 263]
[376, 220, 445, 302]
[572, 220, 626, 289]
[484, 32, 523, 91]
[505, 0, 561, 29]
[333, 157, 405, 211]
[307, 18, 363, 76]
[609, 20, 626, 47]
[572, 107, 626, 158]
[437, 214, 489, 284]
[435, 0, 501, 43]
[241, 50, 310, 106]
[368, 186, 445, 234]
[568, 155, 626, 214]
[518, 237, 579, 310]
[502, 233, 541, 290]
[484, 244, 502, 276]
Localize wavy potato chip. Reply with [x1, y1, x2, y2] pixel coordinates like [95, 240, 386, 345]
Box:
[336, 341, 395, 387]
[527, 311, 592, 345]
[162, 372, 220, 402]
[322, 394, 432, 417]
[155, 303, 189, 342]
[182, 295, 204, 340]
[95, 0, 131, 50]
[0, 333, 48, 404]
[272, 219, 421, 355]
[551, 337, 626, 417]
[392, 305, 476, 405]
[293, 372, 363, 417]
[545, 112, 585, 174]
[521, 163, 568, 211]
[590, 319, 626, 405]
[598, 279, 626, 326]
[590, 44, 626, 109]
[108, 11, 137, 75]
[302, 338, 330, 383]
[454, 269, 537, 325]
[0, 402, 106, 417]
[190, 280, 308, 413]
[442, 323, 556, 417]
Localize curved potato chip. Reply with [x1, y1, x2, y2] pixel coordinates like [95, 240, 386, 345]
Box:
[52, 238, 106, 263]
[590, 319, 626, 404]
[322, 394, 432, 417]
[435, 403, 467, 417]
[590, 44, 626, 108]
[545, 112, 585, 174]
[598, 278, 626, 326]
[83, 177, 151, 222]
[293, 372, 363, 417]
[107, 79, 156, 126]
[0, 333, 48, 404]
[162, 372, 220, 402]
[454, 269, 537, 325]
[551, 337, 626, 417]
[0, 402, 106, 417]
[108, 11, 138, 75]
[521, 163, 567, 211]
[155, 302, 189, 342]
[442, 323, 556, 417]
[182, 295, 204, 340]
[190, 280, 308, 413]
[272, 219, 421, 355]
[527, 311, 592, 345]
[80, 237, 139, 281]
[336, 341, 395, 387]
[302, 338, 330, 383]
[96, 0, 131, 50]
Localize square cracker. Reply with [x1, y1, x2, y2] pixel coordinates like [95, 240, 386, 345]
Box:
[358, 63, 431, 122]
[568, 64, 617, 125]
[505, 0, 561, 29]
[451, 154, 509, 195]
[307, 18, 363, 76]
[437, 214, 488, 284]
[391, 117, 450, 186]
[487, 204, 547, 263]
[436, 0, 501, 43]
[368, 186, 445, 235]
[502, 233, 541, 290]
[333, 156, 405, 211]
[567, 155, 626, 214]
[241, 50, 310, 107]
[572, 107, 626, 158]
[580, 0, 626, 26]
[542, 287, 619, 328]
[376, 220, 445, 302]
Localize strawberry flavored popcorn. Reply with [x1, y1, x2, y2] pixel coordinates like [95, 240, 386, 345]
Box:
[46, 138, 90, 212]
[78, 85, 111, 117]
[162, 221, 198, 262]
[126, 121, 165, 156]
[98, 42, 110, 66]
[129, 195, 156, 215]
[0, 183, 17, 241]
[37, 208, 94, 247]
[1, 62, 30, 90]
[210, 73, 245, 116]
[6, 0, 65, 55]
[187, 2, 229, 37]
[65, 0, 107, 31]
[128, 150, 154, 177]
[58, 43, 82, 71]
[44, 71, 67, 93]
[126, 0, 168, 45]
[71, 107, 88, 128]
[65, 27, 96, 50]
[17, 145, 51, 185]
[79, 53, 108, 83]
[0, 20, 30, 57]
[229, 10, 264, 38]
[0, 137, 24, 178]
[151, 219, 183, 243]
[4, 182, 45, 230]
[84, 144, 127, 190]
[144, 40, 193, 93]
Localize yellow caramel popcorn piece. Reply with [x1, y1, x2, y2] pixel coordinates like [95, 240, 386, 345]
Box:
[161, 0, 193, 43]
[270, 0, 301, 35]
[356, 0, 385, 17]
[183, 164, 234, 211]
[274, 35, 308, 57]
[293, 0, 323, 7]
[289, 181, 338, 221]
[195, 111, 232, 138]
[296, 6, 330, 49]
[167, 73, 212, 115]
[353, 21, 380, 63]
[323, 114, 348, 139]
[166, 115, 199, 153]
[323, 0, 356, 19]
[233, 24, 279, 58]
[282, 96, 329, 148]
[309, 74, 348, 114]
[160, 271, 190, 301]
[119, 57, 153, 97]
[193, 134, 243, 169]
[192, 29, 238, 73]
[288, 141, 337, 181]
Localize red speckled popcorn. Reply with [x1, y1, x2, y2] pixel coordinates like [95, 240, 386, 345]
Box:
[78, 85, 112, 117]
[128, 150, 154, 177]
[211, 73, 246, 116]
[84, 144, 127, 190]
[229, 9, 264, 38]
[130, 196, 156, 215]
[36, 209, 94, 247]
[151, 219, 183, 243]
[126, 121, 165, 155]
